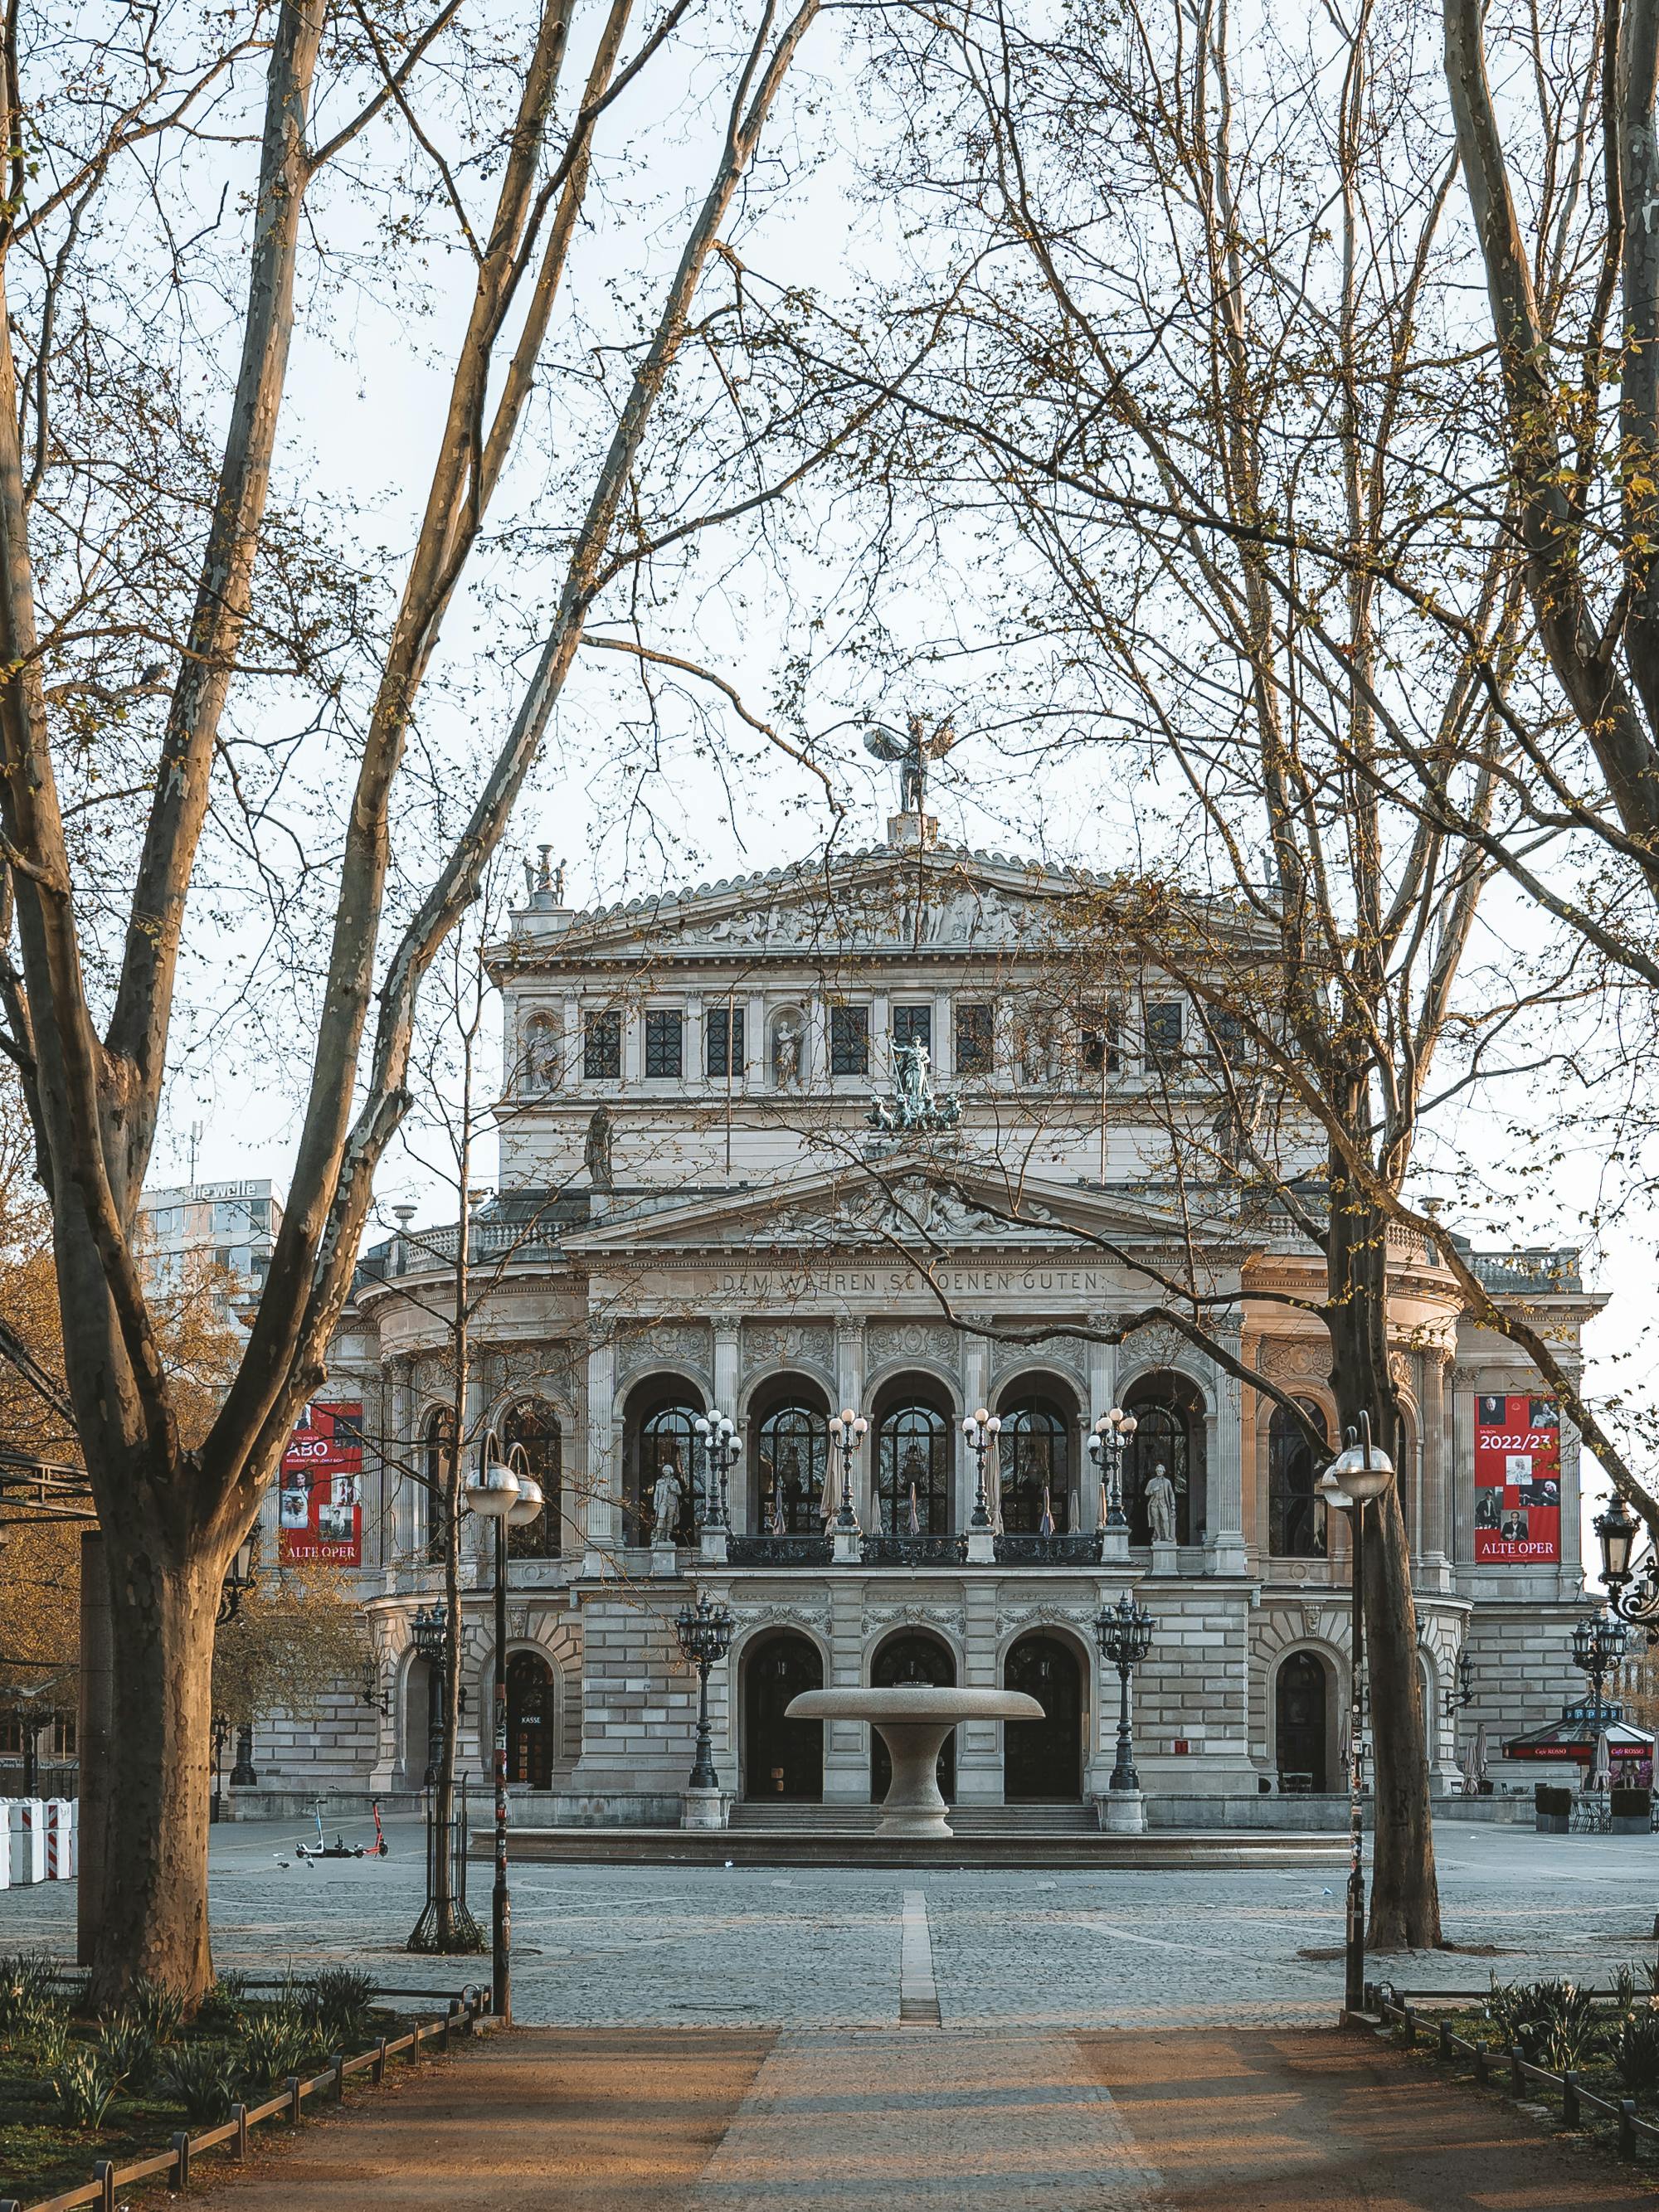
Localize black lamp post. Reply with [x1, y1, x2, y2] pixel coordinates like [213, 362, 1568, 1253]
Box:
[217, 1537, 256, 1625]
[693, 1412, 741, 1531]
[674, 1592, 737, 1793]
[1087, 1409, 1137, 1529]
[961, 1408, 1000, 1529]
[1570, 1609, 1629, 1712]
[1093, 1590, 1155, 1790]
[229, 1723, 257, 1788]
[1595, 1495, 1659, 1644]
[1316, 1411, 1395, 2021]
[827, 1408, 868, 1530]
[465, 1432, 545, 2028]
[1443, 1646, 1475, 1723]
[411, 1602, 450, 1785]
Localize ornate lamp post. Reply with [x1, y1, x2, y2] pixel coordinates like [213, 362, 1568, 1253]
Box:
[1443, 1646, 1474, 1723]
[961, 1407, 1000, 1530]
[693, 1411, 742, 1531]
[411, 1602, 450, 1785]
[827, 1408, 868, 1532]
[1093, 1589, 1154, 1835]
[465, 1432, 544, 2027]
[1316, 1412, 1395, 2021]
[674, 1590, 737, 1822]
[216, 1537, 256, 1625]
[1570, 1610, 1629, 1712]
[1594, 1495, 1659, 1643]
[1087, 1409, 1137, 1529]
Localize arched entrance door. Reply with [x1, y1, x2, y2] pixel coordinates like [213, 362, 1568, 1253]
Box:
[506, 1651, 554, 1787]
[742, 1632, 824, 1799]
[1004, 1633, 1084, 1800]
[871, 1631, 956, 1802]
[1275, 1651, 1329, 1792]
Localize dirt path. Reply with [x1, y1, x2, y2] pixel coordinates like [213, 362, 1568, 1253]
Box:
[192, 2025, 1655, 2211]
[1083, 2028, 1655, 2209]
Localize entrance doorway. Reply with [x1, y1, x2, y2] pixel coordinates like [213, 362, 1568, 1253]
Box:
[506, 1651, 554, 1788]
[871, 1631, 956, 1802]
[1004, 1633, 1084, 1800]
[1275, 1651, 1329, 1793]
[742, 1631, 824, 1799]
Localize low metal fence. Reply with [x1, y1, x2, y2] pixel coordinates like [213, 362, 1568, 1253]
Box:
[1369, 1984, 1659, 2161]
[0, 1983, 491, 2212]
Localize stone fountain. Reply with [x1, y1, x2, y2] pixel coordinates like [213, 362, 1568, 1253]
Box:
[786, 1684, 1044, 1837]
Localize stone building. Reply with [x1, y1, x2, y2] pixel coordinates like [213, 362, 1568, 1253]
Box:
[247, 810, 1603, 1821]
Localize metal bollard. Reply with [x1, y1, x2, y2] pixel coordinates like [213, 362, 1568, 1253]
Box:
[1561, 2071, 1579, 2127]
[95, 2160, 114, 2212]
[1473, 2041, 1488, 2086]
[232, 2103, 248, 2158]
[172, 2129, 191, 2191]
[286, 2073, 302, 2126]
[1620, 2099, 1638, 2160]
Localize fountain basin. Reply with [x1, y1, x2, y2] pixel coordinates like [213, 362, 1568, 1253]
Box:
[786, 1686, 1044, 1837]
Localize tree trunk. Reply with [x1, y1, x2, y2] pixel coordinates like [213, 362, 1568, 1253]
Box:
[1326, 1171, 1443, 1951]
[93, 1516, 222, 2005]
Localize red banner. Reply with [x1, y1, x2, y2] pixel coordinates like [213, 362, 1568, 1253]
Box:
[1473, 1393, 1560, 1563]
[278, 1401, 363, 1564]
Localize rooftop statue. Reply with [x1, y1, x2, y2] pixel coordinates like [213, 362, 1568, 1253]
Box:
[868, 1038, 961, 1137]
[863, 712, 962, 814]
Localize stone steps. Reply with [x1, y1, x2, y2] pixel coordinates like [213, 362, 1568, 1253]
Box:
[494, 1826, 1346, 1869]
[728, 1800, 1097, 1834]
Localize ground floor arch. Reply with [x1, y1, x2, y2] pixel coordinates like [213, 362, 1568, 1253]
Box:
[1274, 1649, 1332, 1793]
[1003, 1631, 1087, 1801]
[870, 1629, 956, 1803]
[742, 1630, 824, 1800]
[506, 1650, 555, 1788]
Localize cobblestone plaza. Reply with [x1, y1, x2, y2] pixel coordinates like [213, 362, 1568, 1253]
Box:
[3, 1817, 1653, 2028]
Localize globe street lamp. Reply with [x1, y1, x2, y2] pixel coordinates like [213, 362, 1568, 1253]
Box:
[1570, 1609, 1629, 1713]
[1087, 1409, 1137, 1529]
[464, 1433, 544, 2026]
[827, 1409, 868, 1533]
[1316, 1410, 1395, 2021]
[1594, 1495, 1659, 1643]
[674, 1590, 737, 1822]
[693, 1411, 742, 1533]
[1094, 1590, 1155, 1831]
[961, 1408, 1000, 1530]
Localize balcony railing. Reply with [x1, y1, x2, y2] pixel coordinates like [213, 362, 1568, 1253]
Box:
[992, 1532, 1102, 1566]
[727, 1534, 833, 1568]
[862, 1534, 968, 1567]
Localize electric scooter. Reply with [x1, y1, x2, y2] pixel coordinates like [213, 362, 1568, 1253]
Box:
[294, 1799, 388, 1860]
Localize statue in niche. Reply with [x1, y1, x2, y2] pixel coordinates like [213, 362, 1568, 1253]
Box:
[584, 1104, 614, 1190]
[1146, 1461, 1179, 1544]
[771, 1015, 803, 1088]
[650, 1461, 683, 1545]
[1018, 1018, 1056, 1085]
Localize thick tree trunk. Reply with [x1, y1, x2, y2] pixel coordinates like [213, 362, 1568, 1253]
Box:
[92, 1517, 222, 2006]
[1326, 1173, 1443, 1952]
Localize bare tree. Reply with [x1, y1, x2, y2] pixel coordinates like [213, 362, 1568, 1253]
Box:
[2, 0, 834, 2001]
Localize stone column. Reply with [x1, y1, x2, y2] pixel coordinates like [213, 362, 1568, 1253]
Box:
[583, 1338, 618, 1572]
[1447, 1371, 1472, 1564]
[390, 1356, 415, 1564]
[622, 1005, 641, 1086]
[992, 996, 1017, 1094]
[1206, 1345, 1248, 1577]
[562, 992, 579, 1083]
[823, 1577, 868, 1802]
[932, 990, 953, 1076]
[1084, 1327, 1116, 1539]
[686, 992, 705, 1089]
[834, 1316, 869, 1524]
[806, 994, 828, 1088]
[746, 992, 766, 1088]
[713, 1315, 742, 1529]
[1559, 1359, 1586, 1592]
[957, 1579, 1001, 1802]
[961, 1323, 990, 1540]
[1421, 1350, 1449, 1564]
[870, 992, 891, 1087]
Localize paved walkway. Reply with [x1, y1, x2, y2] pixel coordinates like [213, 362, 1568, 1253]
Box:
[200, 2027, 1654, 2211]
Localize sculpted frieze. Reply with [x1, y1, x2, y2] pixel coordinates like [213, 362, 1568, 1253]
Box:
[742, 1320, 835, 1375]
[617, 1320, 712, 1376]
[866, 1321, 961, 1373]
[990, 1332, 1087, 1385]
[862, 1601, 966, 1640]
[1259, 1339, 1330, 1382]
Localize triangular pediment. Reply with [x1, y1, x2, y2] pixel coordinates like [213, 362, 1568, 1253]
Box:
[565, 1156, 1247, 1261]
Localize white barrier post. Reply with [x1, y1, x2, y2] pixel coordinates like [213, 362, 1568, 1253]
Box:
[0, 1801, 10, 1891]
[10, 1798, 46, 1884]
[46, 1799, 73, 1879]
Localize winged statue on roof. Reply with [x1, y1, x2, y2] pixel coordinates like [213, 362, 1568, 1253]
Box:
[863, 712, 961, 814]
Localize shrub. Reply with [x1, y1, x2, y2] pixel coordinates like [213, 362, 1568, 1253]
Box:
[237, 2006, 317, 2088]
[125, 1975, 186, 2043]
[99, 2012, 159, 2093]
[311, 1968, 377, 2047]
[51, 2050, 122, 2131]
[30, 2010, 73, 2076]
[1486, 1980, 1532, 2044]
[1615, 2012, 1659, 2096]
[160, 2042, 236, 2125]
[1519, 1981, 1602, 2071]
[0, 1951, 60, 2037]
[1612, 1964, 1640, 2022]
[198, 1971, 251, 2030]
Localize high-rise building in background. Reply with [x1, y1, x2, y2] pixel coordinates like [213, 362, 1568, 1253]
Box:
[136, 1178, 284, 1321]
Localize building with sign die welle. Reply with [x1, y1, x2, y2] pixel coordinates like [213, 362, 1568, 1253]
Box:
[251, 802, 1606, 1821]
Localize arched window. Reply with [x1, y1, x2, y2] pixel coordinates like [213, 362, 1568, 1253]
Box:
[1121, 1370, 1204, 1544]
[422, 1405, 456, 1564]
[755, 1401, 830, 1534]
[1268, 1398, 1327, 1558]
[876, 1399, 950, 1534]
[504, 1398, 562, 1558]
[627, 1393, 701, 1544]
[997, 1397, 1071, 1533]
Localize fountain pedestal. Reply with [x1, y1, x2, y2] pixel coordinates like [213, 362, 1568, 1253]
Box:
[786, 1685, 1044, 1837]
